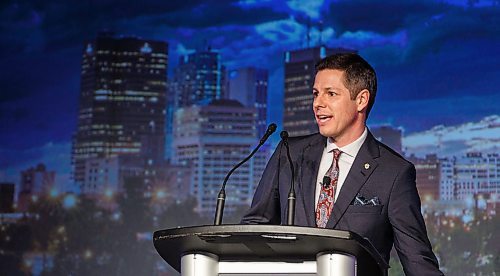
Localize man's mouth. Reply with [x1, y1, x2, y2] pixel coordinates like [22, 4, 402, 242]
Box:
[316, 115, 333, 123]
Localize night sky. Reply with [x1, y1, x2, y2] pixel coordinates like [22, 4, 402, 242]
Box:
[1, 0, 499, 184]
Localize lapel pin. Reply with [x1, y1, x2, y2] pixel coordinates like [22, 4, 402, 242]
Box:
[364, 163, 370, 170]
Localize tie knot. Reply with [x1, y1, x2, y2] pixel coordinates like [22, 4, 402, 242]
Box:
[332, 149, 342, 160]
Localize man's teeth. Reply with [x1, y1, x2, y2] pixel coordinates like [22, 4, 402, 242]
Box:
[318, 115, 332, 122]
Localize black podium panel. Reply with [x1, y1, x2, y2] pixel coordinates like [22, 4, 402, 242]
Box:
[153, 225, 388, 276]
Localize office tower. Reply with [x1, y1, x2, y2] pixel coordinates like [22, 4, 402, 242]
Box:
[453, 152, 499, 201]
[408, 154, 441, 202]
[172, 48, 226, 108]
[17, 164, 56, 211]
[283, 46, 354, 136]
[81, 155, 144, 195]
[439, 158, 455, 201]
[71, 33, 168, 193]
[173, 99, 258, 216]
[166, 48, 226, 160]
[0, 182, 15, 213]
[228, 67, 268, 138]
[371, 125, 403, 154]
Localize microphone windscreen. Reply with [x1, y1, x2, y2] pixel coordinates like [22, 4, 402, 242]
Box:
[268, 123, 277, 133]
[322, 176, 331, 188]
[280, 130, 289, 139]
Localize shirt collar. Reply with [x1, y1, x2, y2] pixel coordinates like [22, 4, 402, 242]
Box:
[326, 127, 368, 158]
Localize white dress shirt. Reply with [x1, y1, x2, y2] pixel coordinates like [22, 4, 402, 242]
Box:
[315, 128, 368, 207]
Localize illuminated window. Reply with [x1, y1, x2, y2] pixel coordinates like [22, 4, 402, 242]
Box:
[86, 44, 93, 54]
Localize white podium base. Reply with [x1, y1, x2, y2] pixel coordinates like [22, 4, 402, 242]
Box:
[181, 252, 356, 276]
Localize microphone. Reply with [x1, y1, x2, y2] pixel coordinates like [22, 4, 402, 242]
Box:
[260, 123, 277, 144]
[214, 123, 277, 225]
[322, 176, 331, 188]
[280, 130, 296, 226]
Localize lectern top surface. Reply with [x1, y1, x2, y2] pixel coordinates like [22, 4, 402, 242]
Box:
[153, 225, 388, 276]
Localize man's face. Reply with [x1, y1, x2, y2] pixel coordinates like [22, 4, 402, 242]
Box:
[312, 69, 362, 143]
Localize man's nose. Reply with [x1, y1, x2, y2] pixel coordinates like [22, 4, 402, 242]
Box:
[313, 94, 325, 109]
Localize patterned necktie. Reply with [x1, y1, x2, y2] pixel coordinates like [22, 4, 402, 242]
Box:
[316, 149, 342, 228]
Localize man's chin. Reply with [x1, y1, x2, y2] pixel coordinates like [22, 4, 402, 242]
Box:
[318, 128, 334, 138]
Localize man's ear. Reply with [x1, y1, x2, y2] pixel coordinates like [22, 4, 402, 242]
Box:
[356, 89, 370, 112]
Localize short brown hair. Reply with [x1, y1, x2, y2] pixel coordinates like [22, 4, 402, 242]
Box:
[315, 53, 377, 117]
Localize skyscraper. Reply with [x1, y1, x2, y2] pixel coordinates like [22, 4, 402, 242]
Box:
[172, 48, 226, 108]
[228, 67, 268, 138]
[166, 48, 226, 160]
[72, 33, 168, 193]
[283, 46, 354, 136]
[173, 99, 258, 216]
[408, 154, 441, 202]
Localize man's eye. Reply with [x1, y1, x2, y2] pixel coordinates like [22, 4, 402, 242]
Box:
[312, 92, 318, 97]
[328, 91, 335, 96]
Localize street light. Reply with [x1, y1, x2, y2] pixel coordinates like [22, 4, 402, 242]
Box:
[63, 194, 77, 209]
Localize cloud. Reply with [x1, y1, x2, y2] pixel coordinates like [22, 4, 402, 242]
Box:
[0, 50, 79, 149]
[369, 94, 500, 133]
[323, 1, 500, 63]
[286, 0, 325, 19]
[402, 7, 500, 60]
[335, 30, 408, 50]
[150, 4, 288, 28]
[402, 115, 500, 157]
[1, 0, 498, 155]
[216, 17, 335, 68]
[0, 0, 289, 57]
[325, 0, 448, 35]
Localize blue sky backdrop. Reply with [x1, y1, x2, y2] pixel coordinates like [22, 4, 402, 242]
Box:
[0, 0, 499, 184]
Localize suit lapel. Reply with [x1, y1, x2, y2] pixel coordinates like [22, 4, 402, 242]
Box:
[299, 135, 325, 227]
[327, 132, 380, 229]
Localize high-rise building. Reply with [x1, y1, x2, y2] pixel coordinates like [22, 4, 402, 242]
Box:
[453, 152, 499, 201]
[173, 99, 259, 216]
[172, 48, 226, 108]
[228, 67, 268, 138]
[0, 182, 15, 213]
[283, 46, 354, 136]
[17, 164, 56, 211]
[81, 155, 145, 196]
[71, 33, 168, 192]
[439, 158, 455, 201]
[371, 125, 403, 154]
[438, 152, 499, 215]
[166, 48, 226, 160]
[408, 154, 441, 202]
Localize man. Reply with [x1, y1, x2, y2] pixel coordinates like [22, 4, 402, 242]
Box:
[242, 53, 443, 275]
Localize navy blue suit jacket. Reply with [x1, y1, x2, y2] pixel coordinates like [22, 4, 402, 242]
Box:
[242, 132, 443, 275]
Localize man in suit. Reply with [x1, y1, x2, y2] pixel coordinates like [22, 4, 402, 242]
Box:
[242, 53, 443, 275]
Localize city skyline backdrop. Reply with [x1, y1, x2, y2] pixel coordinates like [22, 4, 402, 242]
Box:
[0, 1, 499, 275]
[1, 0, 499, 187]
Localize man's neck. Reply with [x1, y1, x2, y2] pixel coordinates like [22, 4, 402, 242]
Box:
[331, 123, 366, 148]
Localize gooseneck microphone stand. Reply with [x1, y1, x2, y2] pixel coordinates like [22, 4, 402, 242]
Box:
[213, 123, 277, 225]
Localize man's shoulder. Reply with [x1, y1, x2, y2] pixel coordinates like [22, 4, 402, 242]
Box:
[372, 137, 413, 168]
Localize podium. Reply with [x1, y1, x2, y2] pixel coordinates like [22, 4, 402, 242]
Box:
[153, 225, 388, 276]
